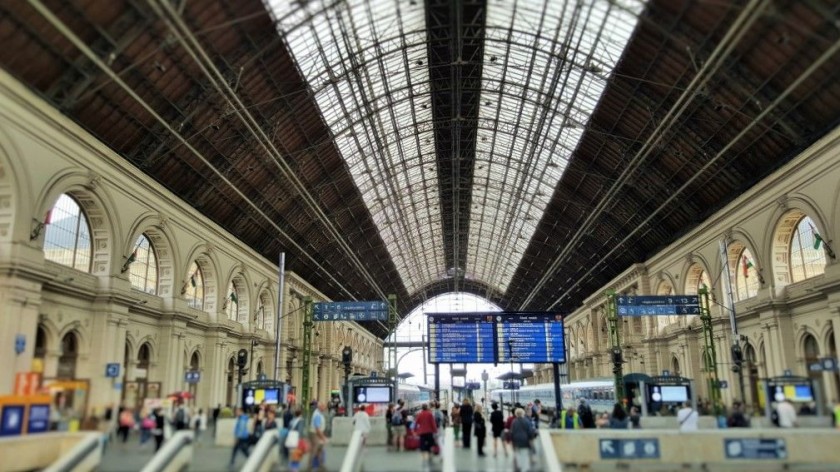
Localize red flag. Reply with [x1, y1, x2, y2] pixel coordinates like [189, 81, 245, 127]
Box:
[742, 255, 749, 278]
[44, 210, 53, 225]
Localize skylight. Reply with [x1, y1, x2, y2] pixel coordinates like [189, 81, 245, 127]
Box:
[467, 0, 645, 292]
[267, 0, 445, 294]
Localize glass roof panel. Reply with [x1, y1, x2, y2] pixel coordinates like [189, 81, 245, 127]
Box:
[467, 0, 644, 292]
[268, 0, 444, 293]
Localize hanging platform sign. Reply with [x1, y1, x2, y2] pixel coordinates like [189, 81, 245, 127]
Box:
[313, 301, 389, 321]
[616, 295, 700, 316]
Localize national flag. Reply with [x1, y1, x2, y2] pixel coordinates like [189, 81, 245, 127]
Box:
[190, 273, 196, 288]
[230, 291, 238, 304]
[126, 250, 137, 265]
[44, 210, 53, 225]
[741, 255, 754, 278]
[809, 223, 823, 250]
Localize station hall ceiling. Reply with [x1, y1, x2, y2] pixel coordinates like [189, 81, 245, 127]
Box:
[2, 0, 839, 338]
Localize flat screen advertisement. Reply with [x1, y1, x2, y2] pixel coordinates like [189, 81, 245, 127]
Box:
[648, 384, 689, 403]
[243, 388, 280, 406]
[427, 312, 565, 364]
[775, 384, 814, 402]
[353, 386, 391, 403]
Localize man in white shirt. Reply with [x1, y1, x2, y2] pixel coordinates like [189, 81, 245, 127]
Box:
[309, 401, 328, 472]
[677, 402, 699, 431]
[776, 399, 799, 428]
[353, 404, 371, 438]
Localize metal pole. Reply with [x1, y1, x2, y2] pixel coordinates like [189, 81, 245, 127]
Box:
[434, 363, 440, 404]
[719, 239, 747, 405]
[699, 287, 721, 410]
[606, 291, 625, 403]
[388, 294, 397, 381]
[553, 362, 563, 413]
[422, 334, 427, 385]
[274, 252, 285, 382]
[302, 297, 313, 420]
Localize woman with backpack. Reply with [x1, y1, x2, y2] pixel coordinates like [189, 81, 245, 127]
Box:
[510, 408, 535, 472]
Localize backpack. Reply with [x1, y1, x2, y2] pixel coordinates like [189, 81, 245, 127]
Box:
[175, 408, 186, 426]
[391, 410, 404, 426]
[579, 404, 594, 428]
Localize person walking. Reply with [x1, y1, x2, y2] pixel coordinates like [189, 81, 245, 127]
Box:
[193, 408, 207, 443]
[117, 407, 134, 444]
[727, 401, 749, 428]
[510, 408, 535, 472]
[677, 401, 699, 431]
[391, 401, 407, 451]
[608, 403, 629, 429]
[228, 408, 251, 469]
[414, 403, 438, 467]
[386, 403, 395, 450]
[489, 403, 506, 458]
[309, 401, 328, 472]
[473, 404, 487, 457]
[352, 404, 371, 442]
[559, 406, 580, 430]
[460, 398, 474, 449]
[776, 399, 799, 428]
[152, 408, 166, 452]
[578, 399, 595, 429]
[450, 403, 462, 446]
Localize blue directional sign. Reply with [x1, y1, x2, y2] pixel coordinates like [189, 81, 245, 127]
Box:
[725, 439, 787, 459]
[105, 363, 121, 378]
[185, 371, 201, 384]
[465, 382, 481, 390]
[0, 405, 25, 437]
[599, 438, 660, 460]
[821, 357, 838, 371]
[313, 301, 389, 322]
[616, 295, 700, 316]
[14, 334, 25, 355]
[27, 404, 50, 434]
[502, 381, 520, 390]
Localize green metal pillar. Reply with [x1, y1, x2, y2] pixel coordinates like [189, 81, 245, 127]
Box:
[388, 294, 397, 380]
[302, 296, 313, 419]
[698, 287, 721, 410]
[606, 291, 625, 403]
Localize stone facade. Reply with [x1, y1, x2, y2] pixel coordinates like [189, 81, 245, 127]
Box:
[0, 69, 383, 418]
[534, 122, 840, 408]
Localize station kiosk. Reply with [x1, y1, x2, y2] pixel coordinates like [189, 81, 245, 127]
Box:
[760, 373, 822, 419]
[639, 375, 696, 417]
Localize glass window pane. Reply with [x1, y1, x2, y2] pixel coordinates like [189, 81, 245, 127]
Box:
[43, 194, 93, 272]
[129, 234, 158, 295]
[186, 262, 205, 311]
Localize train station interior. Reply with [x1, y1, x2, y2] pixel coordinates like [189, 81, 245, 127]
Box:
[1, 0, 840, 470]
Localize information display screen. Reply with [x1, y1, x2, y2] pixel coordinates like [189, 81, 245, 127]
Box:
[427, 312, 565, 364]
[427, 314, 496, 363]
[353, 386, 391, 403]
[497, 313, 566, 363]
[660, 386, 689, 402]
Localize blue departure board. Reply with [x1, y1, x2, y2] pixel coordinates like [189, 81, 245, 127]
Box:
[427, 314, 496, 363]
[497, 313, 566, 363]
[427, 312, 566, 364]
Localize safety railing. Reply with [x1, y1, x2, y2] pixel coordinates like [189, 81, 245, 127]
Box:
[538, 429, 563, 472]
[140, 430, 194, 472]
[442, 427, 455, 472]
[241, 429, 281, 472]
[43, 432, 103, 472]
[339, 429, 365, 472]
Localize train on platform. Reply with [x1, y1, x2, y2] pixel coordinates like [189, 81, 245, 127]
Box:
[490, 373, 650, 415]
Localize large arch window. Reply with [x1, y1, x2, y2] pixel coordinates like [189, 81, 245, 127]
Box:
[225, 281, 239, 321]
[185, 262, 205, 310]
[128, 234, 159, 294]
[734, 246, 760, 301]
[790, 216, 826, 283]
[44, 194, 92, 272]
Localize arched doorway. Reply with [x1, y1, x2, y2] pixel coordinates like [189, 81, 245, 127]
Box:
[803, 334, 820, 389]
[671, 357, 681, 377]
[828, 333, 840, 400]
[34, 325, 47, 371]
[226, 358, 236, 407]
[188, 352, 200, 404]
[57, 332, 78, 379]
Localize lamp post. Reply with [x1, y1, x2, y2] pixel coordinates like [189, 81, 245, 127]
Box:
[481, 370, 489, 410]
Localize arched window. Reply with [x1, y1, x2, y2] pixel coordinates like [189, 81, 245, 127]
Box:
[655, 281, 676, 331]
[671, 357, 681, 377]
[734, 247, 759, 301]
[686, 264, 711, 324]
[44, 194, 92, 272]
[256, 295, 266, 331]
[225, 281, 239, 321]
[790, 216, 826, 283]
[58, 332, 79, 379]
[185, 262, 205, 310]
[128, 234, 159, 294]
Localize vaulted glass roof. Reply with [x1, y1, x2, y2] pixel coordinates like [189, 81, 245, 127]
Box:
[468, 0, 645, 291]
[267, 0, 644, 296]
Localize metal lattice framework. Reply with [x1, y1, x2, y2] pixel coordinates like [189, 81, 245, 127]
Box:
[1, 0, 840, 338]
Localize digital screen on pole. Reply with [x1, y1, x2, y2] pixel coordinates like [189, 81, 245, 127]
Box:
[353, 386, 391, 403]
[427, 314, 496, 363]
[660, 386, 689, 402]
[427, 312, 565, 364]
